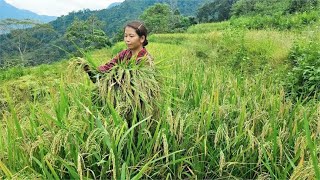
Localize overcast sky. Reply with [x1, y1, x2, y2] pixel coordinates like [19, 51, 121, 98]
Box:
[5, 0, 125, 16]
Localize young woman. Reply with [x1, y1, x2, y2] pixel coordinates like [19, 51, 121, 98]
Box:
[84, 21, 153, 82]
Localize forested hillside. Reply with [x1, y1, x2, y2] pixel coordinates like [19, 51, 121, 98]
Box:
[47, 0, 209, 36]
[0, 0, 208, 69]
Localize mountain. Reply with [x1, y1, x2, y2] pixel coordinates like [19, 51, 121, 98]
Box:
[107, 2, 121, 9]
[50, 0, 209, 35]
[0, 0, 56, 22]
[96, 0, 210, 34]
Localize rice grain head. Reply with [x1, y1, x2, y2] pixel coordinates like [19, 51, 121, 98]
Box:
[219, 150, 225, 176]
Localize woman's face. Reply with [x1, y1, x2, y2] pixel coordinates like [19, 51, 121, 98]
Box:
[124, 26, 145, 51]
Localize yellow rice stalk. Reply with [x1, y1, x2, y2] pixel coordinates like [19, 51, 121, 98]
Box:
[162, 133, 169, 163]
[219, 150, 225, 176]
[290, 161, 318, 180]
[77, 153, 83, 180]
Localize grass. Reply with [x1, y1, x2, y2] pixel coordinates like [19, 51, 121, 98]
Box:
[0, 22, 319, 179]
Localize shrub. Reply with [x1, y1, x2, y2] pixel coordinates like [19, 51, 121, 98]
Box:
[230, 10, 320, 30]
[285, 39, 320, 100]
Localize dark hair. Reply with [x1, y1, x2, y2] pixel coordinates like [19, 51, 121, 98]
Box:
[125, 21, 148, 46]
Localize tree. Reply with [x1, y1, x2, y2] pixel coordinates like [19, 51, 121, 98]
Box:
[0, 19, 38, 65]
[231, 0, 256, 17]
[0, 19, 57, 67]
[140, 3, 193, 34]
[140, 3, 171, 34]
[197, 0, 237, 23]
[286, 0, 319, 14]
[231, 0, 303, 17]
[65, 15, 110, 55]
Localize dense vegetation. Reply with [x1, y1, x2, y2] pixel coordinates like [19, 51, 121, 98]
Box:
[196, 0, 320, 27]
[0, 0, 320, 178]
[0, 0, 207, 69]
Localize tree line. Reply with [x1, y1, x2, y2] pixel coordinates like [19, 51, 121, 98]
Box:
[197, 0, 319, 23]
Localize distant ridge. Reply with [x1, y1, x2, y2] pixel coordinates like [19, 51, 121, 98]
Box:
[107, 2, 121, 9]
[0, 0, 56, 22]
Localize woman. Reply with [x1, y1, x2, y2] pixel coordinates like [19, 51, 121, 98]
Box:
[82, 21, 158, 120]
[84, 21, 153, 82]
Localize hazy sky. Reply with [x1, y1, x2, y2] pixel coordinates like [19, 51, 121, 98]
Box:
[5, 0, 125, 16]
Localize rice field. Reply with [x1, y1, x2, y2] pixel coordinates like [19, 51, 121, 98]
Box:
[0, 24, 319, 179]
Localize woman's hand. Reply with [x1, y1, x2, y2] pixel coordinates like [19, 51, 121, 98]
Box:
[76, 58, 91, 72]
[83, 63, 90, 72]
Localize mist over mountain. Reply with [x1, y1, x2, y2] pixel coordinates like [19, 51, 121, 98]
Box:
[0, 0, 56, 22]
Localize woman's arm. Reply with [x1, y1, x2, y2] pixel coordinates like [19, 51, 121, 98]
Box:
[83, 51, 124, 83]
[98, 56, 118, 72]
[98, 50, 129, 72]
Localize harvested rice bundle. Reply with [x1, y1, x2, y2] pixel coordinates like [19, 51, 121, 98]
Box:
[73, 57, 160, 120]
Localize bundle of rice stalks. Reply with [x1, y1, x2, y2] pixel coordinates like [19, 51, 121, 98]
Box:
[73, 57, 160, 121]
[66, 55, 98, 84]
[97, 58, 160, 120]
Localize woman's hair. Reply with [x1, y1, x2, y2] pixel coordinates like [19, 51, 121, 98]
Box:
[125, 21, 148, 46]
